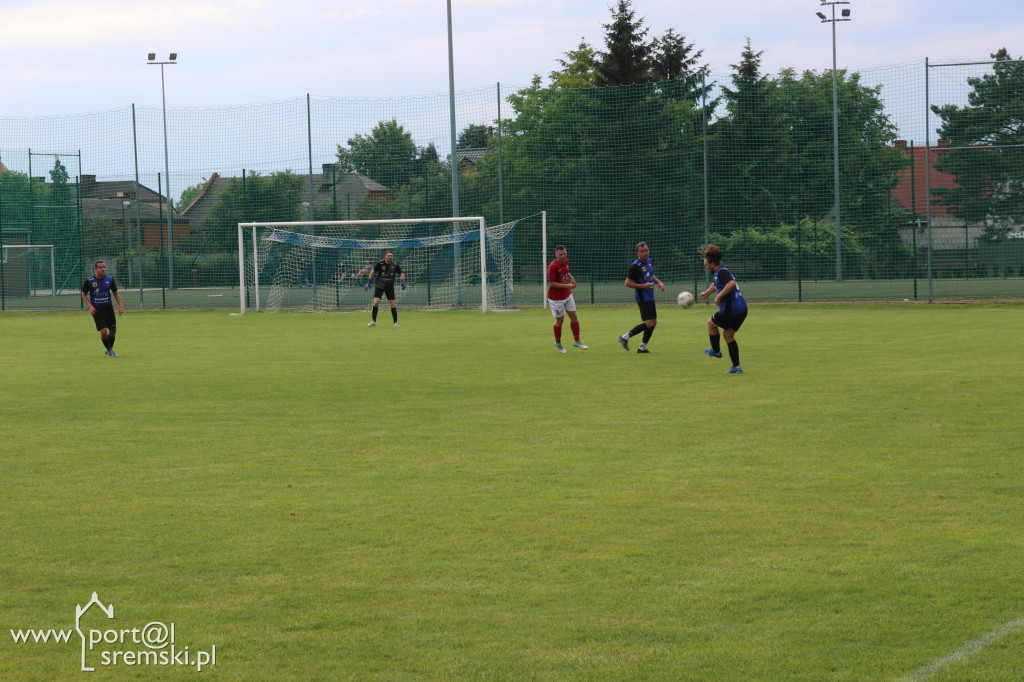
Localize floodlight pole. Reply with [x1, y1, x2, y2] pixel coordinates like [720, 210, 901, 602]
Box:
[148, 53, 177, 288]
[817, 1, 850, 282]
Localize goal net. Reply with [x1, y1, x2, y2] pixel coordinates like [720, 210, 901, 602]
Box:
[0, 244, 56, 297]
[237, 217, 517, 314]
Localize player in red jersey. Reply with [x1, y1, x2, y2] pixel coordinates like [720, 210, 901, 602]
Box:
[546, 245, 587, 353]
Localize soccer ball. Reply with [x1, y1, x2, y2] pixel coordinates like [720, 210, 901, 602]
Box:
[677, 291, 695, 308]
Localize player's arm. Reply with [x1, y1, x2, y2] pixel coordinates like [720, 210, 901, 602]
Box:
[111, 280, 124, 314]
[567, 273, 577, 288]
[652, 275, 665, 291]
[714, 279, 736, 306]
[81, 288, 96, 315]
[364, 264, 377, 290]
[397, 265, 406, 289]
[624, 264, 647, 289]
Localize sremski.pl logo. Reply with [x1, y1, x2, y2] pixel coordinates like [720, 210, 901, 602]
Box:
[9, 592, 218, 673]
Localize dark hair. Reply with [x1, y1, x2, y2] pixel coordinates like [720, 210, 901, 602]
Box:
[701, 245, 723, 265]
[94, 260, 105, 268]
[636, 241, 648, 252]
[555, 245, 566, 252]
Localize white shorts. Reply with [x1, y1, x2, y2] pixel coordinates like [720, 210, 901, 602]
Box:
[548, 294, 577, 319]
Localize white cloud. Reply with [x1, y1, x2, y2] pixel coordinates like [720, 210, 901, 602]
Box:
[0, 1, 232, 45]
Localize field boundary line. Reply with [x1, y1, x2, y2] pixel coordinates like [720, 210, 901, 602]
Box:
[898, 615, 1024, 681]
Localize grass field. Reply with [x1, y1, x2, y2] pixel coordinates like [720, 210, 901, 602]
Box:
[2, 303, 1022, 680]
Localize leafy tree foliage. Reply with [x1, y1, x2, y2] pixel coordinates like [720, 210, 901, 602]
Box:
[193, 170, 305, 251]
[337, 119, 420, 188]
[457, 124, 491, 149]
[931, 48, 1024, 240]
[595, 0, 654, 87]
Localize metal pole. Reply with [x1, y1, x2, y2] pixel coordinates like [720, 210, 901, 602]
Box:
[132, 104, 144, 308]
[831, 7, 842, 282]
[925, 58, 933, 302]
[160, 63, 174, 289]
[447, 0, 461, 305]
[497, 82, 505, 225]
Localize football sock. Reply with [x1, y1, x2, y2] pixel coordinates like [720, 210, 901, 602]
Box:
[102, 336, 112, 350]
[709, 333, 721, 353]
[391, 307, 398, 323]
[628, 323, 646, 338]
[553, 324, 562, 343]
[372, 305, 378, 322]
[642, 326, 654, 344]
[109, 335, 115, 349]
[727, 340, 740, 366]
[570, 321, 580, 342]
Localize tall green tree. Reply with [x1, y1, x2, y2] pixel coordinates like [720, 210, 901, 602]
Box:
[931, 48, 1024, 240]
[549, 39, 598, 89]
[596, 0, 654, 86]
[337, 120, 419, 189]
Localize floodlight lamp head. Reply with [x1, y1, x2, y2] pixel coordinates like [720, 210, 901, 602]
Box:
[816, 11, 826, 20]
[169, 52, 177, 61]
[147, 53, 156, 61]
[841, 9, 850, 17]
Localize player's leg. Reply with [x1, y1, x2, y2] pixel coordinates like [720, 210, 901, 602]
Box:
[549, 298, 566, 351]
[723, 312, 745, 373]
[388, 288, 398, 326]
[705, 315, 723, 358]
[565, 301, 585, 348]
[637, 302, 656, 352]
[369, 293, 382, 326]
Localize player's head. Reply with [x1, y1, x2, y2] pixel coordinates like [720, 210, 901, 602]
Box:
[701, 244, 723, 270]
[94, 260, 106, 276]
[384, 251, 394, 264]
[636, 242, 649, 260]
[555, 245, 567, 264]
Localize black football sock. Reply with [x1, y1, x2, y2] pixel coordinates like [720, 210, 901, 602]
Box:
[109, 335, 115, 349]
[628, 323, 646, 338]
[391, 307, 398, 323]
[102, 335, 112, 350]
[710, 334, 721, 353]
[727, 340, 740, 366]
[372, 305, 378, 322]
[642, 326, 654, 344]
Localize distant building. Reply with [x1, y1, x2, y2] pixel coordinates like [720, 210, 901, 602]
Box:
[891, 139, 985, 269]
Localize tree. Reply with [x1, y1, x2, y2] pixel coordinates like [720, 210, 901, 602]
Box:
[178, 178, 207, 212]
[595, 0, 654, 87]
[549, 39, 598, 89]
[194, 170, 305, 251]
[337, 119, 419, 189]
[931, 48, 1024, 240]
[457, 124, 490, 150]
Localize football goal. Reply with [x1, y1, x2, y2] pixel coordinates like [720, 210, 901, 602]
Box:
[237, 217, 518, 314]
[0, 244, 56, 297]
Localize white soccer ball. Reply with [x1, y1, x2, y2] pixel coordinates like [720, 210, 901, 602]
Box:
[677, 291, 695, 308]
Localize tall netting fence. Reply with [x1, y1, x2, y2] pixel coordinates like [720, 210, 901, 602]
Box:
[1, 57, 1021, 311]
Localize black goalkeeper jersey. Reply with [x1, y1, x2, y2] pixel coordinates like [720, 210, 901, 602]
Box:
[373, 260, 403, 286]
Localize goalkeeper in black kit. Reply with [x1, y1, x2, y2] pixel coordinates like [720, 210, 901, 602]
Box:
[365, 250, 406, 327]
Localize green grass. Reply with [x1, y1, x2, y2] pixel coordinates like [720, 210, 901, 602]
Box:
[2, 304, 1022, 680]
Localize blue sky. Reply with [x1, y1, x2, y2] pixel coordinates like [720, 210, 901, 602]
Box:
[1, 0, 1022, 116]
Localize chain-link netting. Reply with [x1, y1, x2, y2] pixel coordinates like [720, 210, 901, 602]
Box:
[2, 57, 1021, 310]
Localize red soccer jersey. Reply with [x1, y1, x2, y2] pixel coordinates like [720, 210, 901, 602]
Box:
[547, 258, 572, 301]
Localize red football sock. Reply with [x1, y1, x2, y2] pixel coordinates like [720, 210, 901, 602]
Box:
[553, 324, 562, 343]
[570, 321, 580, 342]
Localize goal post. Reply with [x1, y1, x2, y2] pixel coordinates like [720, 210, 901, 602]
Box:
[237, 217, 519, 315]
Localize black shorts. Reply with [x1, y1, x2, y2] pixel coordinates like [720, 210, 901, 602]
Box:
[92, 305, 116, 331]
[637, 299, 657, 321]
[374, 283, 396, 301]
[712, 310, 746, 332]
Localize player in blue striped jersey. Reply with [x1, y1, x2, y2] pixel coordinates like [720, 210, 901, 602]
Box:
[699, 245, 747, 374]
[81, 260, 124, 357]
